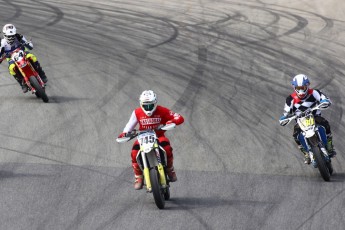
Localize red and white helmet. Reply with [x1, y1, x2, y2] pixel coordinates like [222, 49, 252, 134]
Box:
[139, 90, 157, 116]
[3, 24, 16, 45]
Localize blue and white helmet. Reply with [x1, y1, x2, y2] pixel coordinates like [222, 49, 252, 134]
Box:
[291, 74, 310, 99]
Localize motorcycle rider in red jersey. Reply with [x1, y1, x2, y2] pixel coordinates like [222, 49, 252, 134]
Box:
[118, 90, 184, 190]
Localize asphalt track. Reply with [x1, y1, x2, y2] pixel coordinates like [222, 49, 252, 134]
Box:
[0, 0, 345, 229]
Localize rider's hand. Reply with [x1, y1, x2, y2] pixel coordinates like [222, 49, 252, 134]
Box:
[279, 115, 288, 126]
[320, 99, 331, 109]
[166, 120, 175, 125]
[118, 132, 127, 138]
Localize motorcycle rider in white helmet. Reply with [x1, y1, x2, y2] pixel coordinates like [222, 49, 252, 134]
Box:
[279, 74, 336, 164]
[0, 24, 47, 93]
[117, 90, 184, 190]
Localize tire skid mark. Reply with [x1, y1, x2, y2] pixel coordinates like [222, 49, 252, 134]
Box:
[2, 0, 22, 22]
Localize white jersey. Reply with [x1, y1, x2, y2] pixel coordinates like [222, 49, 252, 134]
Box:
[0, 34, 33, 55]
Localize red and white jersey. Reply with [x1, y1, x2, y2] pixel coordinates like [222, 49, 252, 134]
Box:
[123, 105, 184, 137]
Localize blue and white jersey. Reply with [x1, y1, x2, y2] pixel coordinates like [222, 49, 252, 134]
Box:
[283, 89, 330, 117]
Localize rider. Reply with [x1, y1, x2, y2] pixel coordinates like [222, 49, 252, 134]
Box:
[279, 74, 336, 164]
[0, 24, 47, 93]
[118, 90, 184, 190]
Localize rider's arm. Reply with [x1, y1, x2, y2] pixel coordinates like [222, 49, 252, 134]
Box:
[314, 89, 331, 103]
[283, 95, 294, 117]
[279, 96, 294, 125]
[166, 109, 184, 125]
[0, 47, 4, 64]
[123, 111, 138, 133]
[17, 35, 33, 50]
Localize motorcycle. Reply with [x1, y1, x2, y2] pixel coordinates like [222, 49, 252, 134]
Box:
[116, 123, 176, 209]
[0, 43, 49, 103]
[280, 102, 334, 181]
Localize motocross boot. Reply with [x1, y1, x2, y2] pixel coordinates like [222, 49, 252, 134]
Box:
[33, 61, 48, 83]
[298, 145, 310, 164]
[13, 74, 28, 93]
[132, 163, 143, 190]
[134, 176, 143, 190]
[326, 135, 337, 158]
[167, 167, 177, 182]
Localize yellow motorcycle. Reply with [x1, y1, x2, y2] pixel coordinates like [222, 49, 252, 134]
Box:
[116, 123, 176, 209]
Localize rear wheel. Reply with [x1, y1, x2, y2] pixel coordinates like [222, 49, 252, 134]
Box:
[29, 77, 48, 103]
[150, 168, 165, 209]
[312, 145, 331, 181]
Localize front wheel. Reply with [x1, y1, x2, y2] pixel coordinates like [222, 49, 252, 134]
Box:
[29, 77, 49, 103]
[149, 168, 165, 209]
[311, 145, 331, 181]
[164, 186, 170, 200]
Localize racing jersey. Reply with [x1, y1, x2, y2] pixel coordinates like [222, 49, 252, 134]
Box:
[0, 34, 32, 57]
[123, 105, 184, 137]
[283, 88, 330, 117]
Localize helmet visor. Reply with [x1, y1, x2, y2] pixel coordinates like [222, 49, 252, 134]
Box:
[142, 104, 155, 111]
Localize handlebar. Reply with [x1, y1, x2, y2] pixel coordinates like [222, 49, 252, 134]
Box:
[116, 123, 176, 143]
[279, 102, 329, 126]
[0, 42, 31, 62]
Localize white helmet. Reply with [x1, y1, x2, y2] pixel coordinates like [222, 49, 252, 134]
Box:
[291, 74, 310, 99]
[139, 90, 157, 116]
[3, 24, 17, 45]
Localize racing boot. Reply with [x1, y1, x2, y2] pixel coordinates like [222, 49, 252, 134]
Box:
[167, 167, 177, 182]
[33, 61, 48, 83]
[298, 145, 310, 164]
[134, 176, 143, 190]
[132, 163, 143, 190]
[326, 135, 337, 158]
[13, 74, 28, 93]
[166, 155, 177, 182]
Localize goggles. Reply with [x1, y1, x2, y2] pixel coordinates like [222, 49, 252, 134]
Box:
[295, 86, 307, 91]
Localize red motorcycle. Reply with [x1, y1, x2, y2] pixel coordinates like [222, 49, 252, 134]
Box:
[0, 45, 49, 103]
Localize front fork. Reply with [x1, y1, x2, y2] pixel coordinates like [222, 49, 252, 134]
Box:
[142, 144, 167, 192]
[298, 127, 330, 163]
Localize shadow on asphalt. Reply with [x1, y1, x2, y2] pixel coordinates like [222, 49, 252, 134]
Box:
[166, 197, 276, 210]
[0, 170, 50, 179]
[331, 172, 345, 182]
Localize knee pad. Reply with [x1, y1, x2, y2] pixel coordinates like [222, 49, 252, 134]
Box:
[8, 63, 16, 76]
[26, 53, 37, 63]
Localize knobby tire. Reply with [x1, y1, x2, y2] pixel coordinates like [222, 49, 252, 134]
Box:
[30, 77, 49, 103]
[149, 168, 165, 209]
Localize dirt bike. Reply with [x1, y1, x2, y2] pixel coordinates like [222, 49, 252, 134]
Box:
[116, 123, 176, 209]
[0, 44, 49, 103]
[280, 102, 334, 181]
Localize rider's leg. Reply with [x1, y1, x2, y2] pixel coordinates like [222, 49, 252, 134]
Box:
[293, 124, 310, 164]
[9, 62, 28, 93]
[158, 136, 177, 182]
[26, 53, 47, 83]
[131, 141, 143, 190]
[315, 116, 336, 157]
